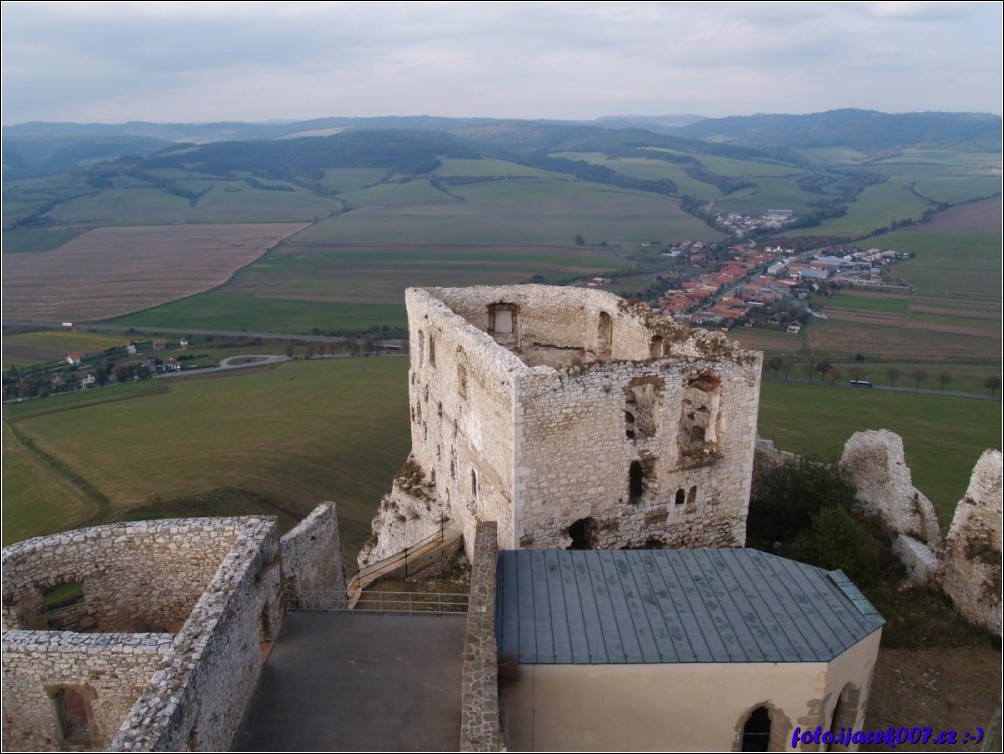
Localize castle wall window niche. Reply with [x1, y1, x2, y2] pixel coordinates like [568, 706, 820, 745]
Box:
[597, 312, 613, 360]
[680, 373, 722, 462]
[488, 303, 518, 347]
[624, 378, 663, 441]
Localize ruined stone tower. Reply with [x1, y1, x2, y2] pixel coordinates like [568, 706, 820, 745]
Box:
[361, 285, 762, 565]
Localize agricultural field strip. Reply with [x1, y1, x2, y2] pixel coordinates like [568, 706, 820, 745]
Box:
[2, 223, 307, 322]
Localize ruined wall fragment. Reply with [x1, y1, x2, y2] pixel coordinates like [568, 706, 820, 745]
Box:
[840, 429, 941, 582]
[943, 450, 1003, 636]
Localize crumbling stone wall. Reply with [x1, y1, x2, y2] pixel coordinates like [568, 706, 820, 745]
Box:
[109, 518, 281, 751]
[1, 632, 172, 751]
[840, 429, 941, 582]
[2, 520, 240, 633]
[2, 517, 284, 752]
[943, 450, 1003, 636]
[459, 522, 501, 752]
[280, 502, 346, 597]
[363, 285, 760, 565]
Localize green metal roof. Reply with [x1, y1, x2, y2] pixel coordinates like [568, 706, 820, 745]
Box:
[495, 548, 884, 664]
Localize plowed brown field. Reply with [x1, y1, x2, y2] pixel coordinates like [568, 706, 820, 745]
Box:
[2, 223, 307, 321]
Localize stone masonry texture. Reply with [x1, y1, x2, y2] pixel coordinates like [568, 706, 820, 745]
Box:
[360, 284, 762, 566]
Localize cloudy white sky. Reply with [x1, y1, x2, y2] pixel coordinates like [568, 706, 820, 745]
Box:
[2, 1, 1001, 125]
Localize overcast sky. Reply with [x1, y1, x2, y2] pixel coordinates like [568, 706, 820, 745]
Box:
[2, 1, 1001, 125]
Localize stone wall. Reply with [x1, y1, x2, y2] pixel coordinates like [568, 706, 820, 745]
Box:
[1, 632, 172, 751]
[109, 518, 281, 751]
[362, 285, 761, 565]
[943, 449, 1003, 635]
[459, 522, 501, 752]
[2, 520, 241, 633]
[2, 517, 284, 752]
[515, 354, 759, 551]
[280, 502, 346, 598]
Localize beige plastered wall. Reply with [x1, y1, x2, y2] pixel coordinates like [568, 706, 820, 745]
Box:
[502, 631, 881, 752]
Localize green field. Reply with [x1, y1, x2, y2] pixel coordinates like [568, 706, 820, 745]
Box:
[6, 351, 997, 563]
[110, 295, 408, 333]
[788, 180, 934, 237]
[107, 172, 706, 331]
[296, 176, 719, 247]
[434, 157, 559, 179]
[549, 151, 724, 201]
[758, 380, 1001, 527]
[1, 229, 87, 253]
[823, 293, 910, 315]
[874, 232, 1002, 300]
[44, 180, 340, 225]
[2, 357, 411, 564]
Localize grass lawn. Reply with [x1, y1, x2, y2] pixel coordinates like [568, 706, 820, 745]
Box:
[3, 357, 411, 564]
[757, 380, 1002, 528]
[2, 423, 99, 545]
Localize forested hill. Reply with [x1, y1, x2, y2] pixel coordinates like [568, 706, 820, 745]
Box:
[667, 109, 1001, 152]
[4, 110, 999, 180]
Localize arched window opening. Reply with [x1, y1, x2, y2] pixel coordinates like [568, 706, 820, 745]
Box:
[675, 488, 685, 506]
[827, 684, 860, 751]
[488, 303, 518, 346]
[740, 706, 771, 752]
[687, 485, 697, 506]
[629, 461, 645, 501]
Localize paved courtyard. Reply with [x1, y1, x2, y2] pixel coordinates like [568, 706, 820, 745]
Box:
[233, 611, 466, 751]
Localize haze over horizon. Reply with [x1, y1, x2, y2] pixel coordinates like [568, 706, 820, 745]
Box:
[2, 1, 1001, 127]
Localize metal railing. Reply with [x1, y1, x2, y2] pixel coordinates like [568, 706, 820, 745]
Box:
[346, 517, 447, 591]
[292, 589, 468, 615]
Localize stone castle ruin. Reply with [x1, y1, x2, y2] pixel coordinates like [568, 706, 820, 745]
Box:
[3, 284, 999, 751]
[361, 285, 762, 565]
[2, 505, 344, 751]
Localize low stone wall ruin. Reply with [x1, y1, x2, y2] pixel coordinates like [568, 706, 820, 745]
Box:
[2, 517, 283, 752]
[108, 518, 281, 751]
[2, 520, 241, 633]
[2, 632, 172, 751]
